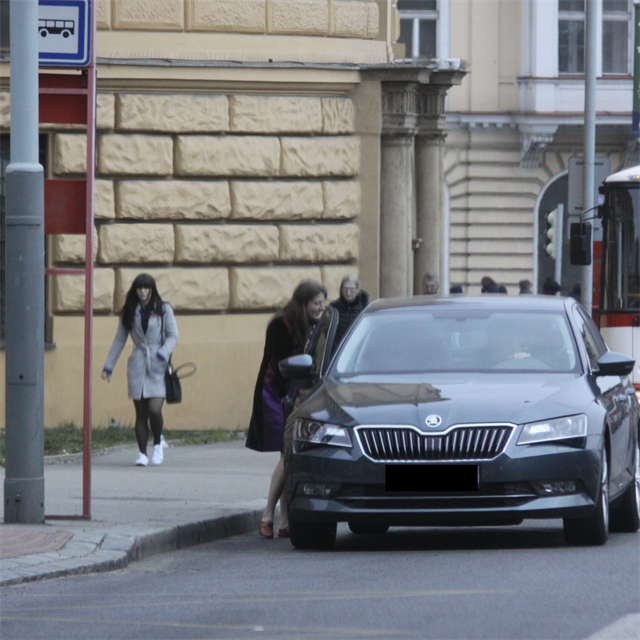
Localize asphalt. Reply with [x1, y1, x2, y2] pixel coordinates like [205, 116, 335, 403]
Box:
[0, 439, 281, 587]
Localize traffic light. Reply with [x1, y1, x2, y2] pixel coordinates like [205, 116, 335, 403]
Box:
[544, 208, 559, 258]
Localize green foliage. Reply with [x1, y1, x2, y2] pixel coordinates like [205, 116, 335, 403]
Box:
[0, 424, 246, 466]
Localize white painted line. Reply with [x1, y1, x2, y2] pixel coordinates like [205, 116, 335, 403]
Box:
[585, 614, 640, 640]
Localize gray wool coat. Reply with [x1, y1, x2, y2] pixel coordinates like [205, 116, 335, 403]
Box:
[103, 303, 179, 400]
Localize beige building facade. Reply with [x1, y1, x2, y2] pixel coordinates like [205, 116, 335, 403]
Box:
[400, 0, 634, 294]
[0, 0, 465, 430]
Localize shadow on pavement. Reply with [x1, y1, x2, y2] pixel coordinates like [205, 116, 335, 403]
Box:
[330, 523, 568, 552]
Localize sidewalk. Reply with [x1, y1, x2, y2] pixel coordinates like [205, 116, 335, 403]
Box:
[0, 440, 280, 586]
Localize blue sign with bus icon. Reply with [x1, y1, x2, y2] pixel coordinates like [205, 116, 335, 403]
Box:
[39, 19, 75, 39]
[38, 0, 90, 67]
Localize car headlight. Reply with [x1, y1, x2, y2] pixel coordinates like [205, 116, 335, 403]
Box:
[293, 419, 352, 451]
[517, 414, 588, 445]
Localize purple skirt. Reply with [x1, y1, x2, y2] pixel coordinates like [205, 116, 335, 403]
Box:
[260, 381, 292, 452]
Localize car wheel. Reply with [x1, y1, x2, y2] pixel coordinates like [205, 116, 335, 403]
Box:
[563, 452, 609, 546]
[610, 438, 640, 533]
[289, 515, 336, 550]
[348, 522, 389, 535]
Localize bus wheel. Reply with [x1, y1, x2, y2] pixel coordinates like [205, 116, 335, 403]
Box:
[62, 30, 70, 38]
[39, 29, 47, 37]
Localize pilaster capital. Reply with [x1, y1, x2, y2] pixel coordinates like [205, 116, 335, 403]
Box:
[381, 81, 419, 136]
[381, 82, 450, 137]
[415, 131, 447, 145]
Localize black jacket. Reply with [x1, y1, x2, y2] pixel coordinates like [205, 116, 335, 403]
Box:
[329, 290, 369, 353]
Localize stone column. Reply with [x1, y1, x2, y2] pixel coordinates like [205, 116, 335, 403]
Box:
[379, 82, 418, 298]
[414, 133, 444, 294]
[380, 133, 414, 297]
[413, 84, 448, 294]
[367, 66, 466, 299]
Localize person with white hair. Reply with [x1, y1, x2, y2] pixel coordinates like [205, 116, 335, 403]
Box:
[329, 275, 369, 352]
[422, 272, 439, 295]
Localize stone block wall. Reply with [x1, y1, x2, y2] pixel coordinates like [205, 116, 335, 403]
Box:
[98, 0, 379, 39]
[47, 91, 361, 313]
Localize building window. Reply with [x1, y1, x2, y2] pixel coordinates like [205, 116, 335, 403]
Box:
[558, 0, 585, 73]
[602, 0, 631, 74]
[0, 135, 49, 344]
[558, 0, 632, 75]
[0, 0, 9, 52]
[397, 0, 438, 60]
[0, 136, 7, 341]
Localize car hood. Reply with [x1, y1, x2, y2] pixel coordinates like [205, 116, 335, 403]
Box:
[301, 373, 594, 431]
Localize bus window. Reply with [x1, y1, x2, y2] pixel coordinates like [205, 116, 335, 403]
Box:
[602, 187, 640, 312]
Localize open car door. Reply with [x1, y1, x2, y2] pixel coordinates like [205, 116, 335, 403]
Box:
[305, 306, 339, 378]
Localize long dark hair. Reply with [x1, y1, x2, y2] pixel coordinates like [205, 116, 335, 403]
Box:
[277, 279, 327, 350]
[121, 273, 164, 331]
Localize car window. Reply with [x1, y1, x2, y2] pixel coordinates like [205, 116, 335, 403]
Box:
[574, 306, 607, 370]
[333, 309, 580, 375]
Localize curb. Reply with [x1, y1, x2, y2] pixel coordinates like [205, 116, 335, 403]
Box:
[0, 509, 262, 587]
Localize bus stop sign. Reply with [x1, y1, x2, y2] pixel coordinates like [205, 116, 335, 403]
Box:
[38, 0, 91, 67]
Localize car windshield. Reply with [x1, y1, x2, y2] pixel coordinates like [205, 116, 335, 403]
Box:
[333, 308, 581, 375]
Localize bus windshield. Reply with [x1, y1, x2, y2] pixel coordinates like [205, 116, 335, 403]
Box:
[602, 186, 640, 312]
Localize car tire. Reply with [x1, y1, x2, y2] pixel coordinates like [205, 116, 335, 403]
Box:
[348, 522, 389, 535]
[563, 453, 609, 546]
[289, 516, 336, 550]
[610, 438, 640, 533]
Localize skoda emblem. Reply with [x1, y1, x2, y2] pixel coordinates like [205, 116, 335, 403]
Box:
[425, 414, 442, 428]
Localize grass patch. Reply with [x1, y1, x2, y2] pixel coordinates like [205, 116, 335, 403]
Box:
[0, 424, 246, 466]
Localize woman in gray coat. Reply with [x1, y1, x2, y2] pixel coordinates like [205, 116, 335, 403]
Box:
[102, 274, 178, 467]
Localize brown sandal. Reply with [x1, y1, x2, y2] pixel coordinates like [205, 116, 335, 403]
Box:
[258, 520, 273, 539]
[277, 526, 290, 538]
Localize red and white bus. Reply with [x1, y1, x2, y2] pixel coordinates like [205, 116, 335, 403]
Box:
[595, 165, 640, 388]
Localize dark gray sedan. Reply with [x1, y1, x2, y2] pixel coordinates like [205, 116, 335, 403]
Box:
[281, 296, 640, 549]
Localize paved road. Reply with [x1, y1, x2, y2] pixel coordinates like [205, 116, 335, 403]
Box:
[2, 521, 638, 640]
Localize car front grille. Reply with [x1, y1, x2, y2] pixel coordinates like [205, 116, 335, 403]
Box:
[356, 425, 514, 462]
[336, 482, 537, 510]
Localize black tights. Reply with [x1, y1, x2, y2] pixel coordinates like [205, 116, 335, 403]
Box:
[133, 398, 164, 455]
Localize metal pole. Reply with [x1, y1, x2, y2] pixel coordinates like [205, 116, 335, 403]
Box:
[4, 0, 45, 524]
[555, 204, 564, 288]
[82, 3, 97, 520]
[633, 1, 640, 140]
[581, 0, 597, 312]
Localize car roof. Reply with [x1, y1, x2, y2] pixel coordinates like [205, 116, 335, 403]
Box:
[364, 295, 574, 314]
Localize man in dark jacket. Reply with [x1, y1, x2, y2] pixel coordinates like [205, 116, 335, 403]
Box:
[329, 275, 369, 353]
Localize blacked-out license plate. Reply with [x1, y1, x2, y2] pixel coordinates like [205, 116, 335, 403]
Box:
[385, 464, 479, 492]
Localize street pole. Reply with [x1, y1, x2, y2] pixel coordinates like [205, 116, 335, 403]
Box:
[581, 0, 596, 313]
[4, 0, 45, 523]
[633, 1, 640, 141]
[555, 204, 564, 288]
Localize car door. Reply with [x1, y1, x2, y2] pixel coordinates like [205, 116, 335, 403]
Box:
[305, 306, 339, 377]
[575, 306, 630, 493]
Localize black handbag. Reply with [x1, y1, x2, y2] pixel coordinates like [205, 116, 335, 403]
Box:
[165, 357, 182, 404]
[161, 309, 195, 405]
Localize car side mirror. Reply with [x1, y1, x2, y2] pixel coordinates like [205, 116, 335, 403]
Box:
[569, 222, 592, 266]
[595, 351, 636, 378]
[279, 354, 315, 380]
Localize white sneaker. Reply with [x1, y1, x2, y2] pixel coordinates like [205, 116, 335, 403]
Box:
[151, 444, 163, 465]
[160, 435, 168, 449]
[135, 452, 148, 467]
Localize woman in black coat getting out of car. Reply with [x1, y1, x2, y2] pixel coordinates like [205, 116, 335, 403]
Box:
[329, 275, 369, 353]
